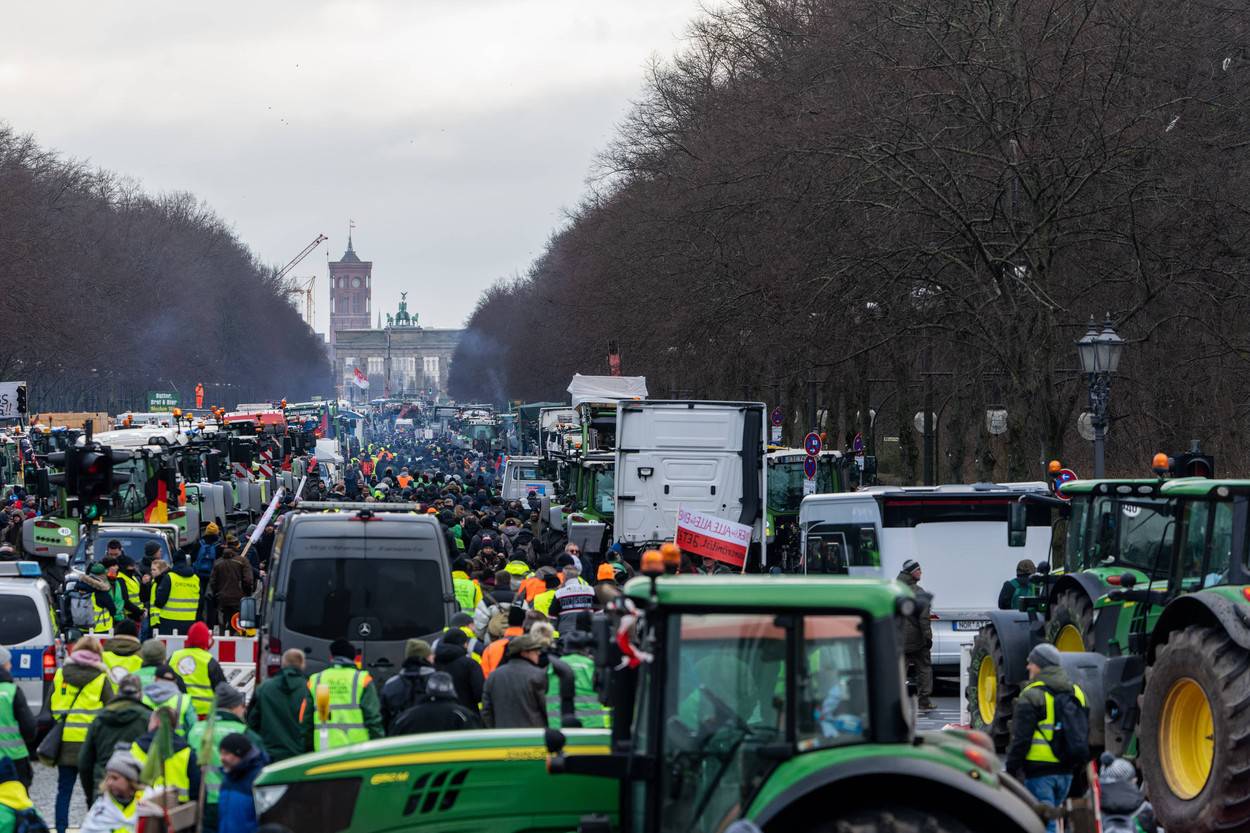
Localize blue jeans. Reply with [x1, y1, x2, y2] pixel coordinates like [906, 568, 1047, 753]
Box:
[1025, 773, 1073, 833]
[56, 764, 77, 833]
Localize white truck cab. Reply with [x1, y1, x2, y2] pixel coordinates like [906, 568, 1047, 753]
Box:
[501, 456, 556, 501]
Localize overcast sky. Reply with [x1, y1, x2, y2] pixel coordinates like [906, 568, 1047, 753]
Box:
[0, 1, 708, 330]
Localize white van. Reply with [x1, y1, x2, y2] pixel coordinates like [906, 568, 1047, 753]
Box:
[799, 483, 1053, 670]
[501, 455, 556, 501]
[614, 401, 766, 560]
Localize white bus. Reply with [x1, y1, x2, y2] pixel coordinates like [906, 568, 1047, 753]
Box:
[799, 482, 1054, 670]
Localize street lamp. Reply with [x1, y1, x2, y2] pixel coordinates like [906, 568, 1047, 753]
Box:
[1076, 314, 1124, 477]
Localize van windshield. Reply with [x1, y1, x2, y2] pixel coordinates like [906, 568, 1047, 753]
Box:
[286, 558, 447, 640]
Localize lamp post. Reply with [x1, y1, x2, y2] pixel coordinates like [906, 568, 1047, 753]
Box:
[1076, 314, 1124, 478]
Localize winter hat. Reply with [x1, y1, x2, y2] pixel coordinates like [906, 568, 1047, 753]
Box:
[449, 612, 475, 629]
[442, 629, 469, 648]
[562, 562, 581, 579]
[187, 621, 212, 651]
[116, 674, 143, 700]
[329, 639, 356, 660]
[506, 633, 544, 655]
[105, 750, 142, 782]
[425, 671, 456, 699]
[205, 522, 220, 535]
[89, 562, 107, 575]
[555, 554, 575, 570]
[507, 606, 526, 627]
[596, 563, 616, 581]
[0, 647, 9, 666]
[1099, 753, 1137, 784]
[900, 559, 921, 574]
[215, 682, 245, 709]
[139, 639, 166, 666]
[529, 621, 556, 648]
[114, 619, 139, 638]
[219, 732, 253, 758]
[405, 639, 432, 660]
[1027, 643, 1063, 669]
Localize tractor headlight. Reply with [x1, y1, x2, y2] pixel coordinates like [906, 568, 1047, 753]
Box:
[252, 783, 289, 816]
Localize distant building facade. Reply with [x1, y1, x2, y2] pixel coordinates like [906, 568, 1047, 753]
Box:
[328, 237, 462, 399]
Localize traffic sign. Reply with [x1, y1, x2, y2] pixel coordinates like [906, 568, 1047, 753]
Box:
[803, 456, 817, 479]
[804, 432, 822, 456]
[770, 407, 784, 427]
[1053, 468, 1078, 500]
[770, 425, 782, 444]
[147, 391, 179, 413]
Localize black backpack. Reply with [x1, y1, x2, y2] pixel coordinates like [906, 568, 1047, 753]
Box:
[12, 807, 50, 833]
[1050, 689, 1091, 768]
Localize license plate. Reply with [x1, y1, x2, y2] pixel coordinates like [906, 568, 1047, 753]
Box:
[953, 620, 990, 632]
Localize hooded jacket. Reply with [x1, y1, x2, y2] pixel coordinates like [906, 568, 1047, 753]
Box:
[80, 573, 116, 619]
[142, 679, 197, 737]
[216, 745, 268, 833]
[379, 657, 436, 732]
[77, 697, 152, 802]
[433, 641, 483, 714]
[896, 571, 932, 652]
[481, 654, 548, 729]
[246, 666, 308, 762]
[49, 660, 114, 767]
[1005, 664, 1078, 777]
[390, 689, 482, 736]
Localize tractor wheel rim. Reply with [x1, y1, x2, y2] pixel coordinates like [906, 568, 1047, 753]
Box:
[977, 655, 997, 726]
[1159, 676, 1215, 800]
[1055, 624, 1085, 652]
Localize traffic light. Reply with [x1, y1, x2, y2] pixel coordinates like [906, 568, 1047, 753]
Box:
[15, 385, 26, 415]
[46, 450, 78, 493]
[76, 445, 132, 520]
[1169, 451, 1214, 479]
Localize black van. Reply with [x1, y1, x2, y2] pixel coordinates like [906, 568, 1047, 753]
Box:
[252, 503, 456, 682]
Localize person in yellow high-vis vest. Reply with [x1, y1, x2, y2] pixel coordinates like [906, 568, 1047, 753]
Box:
[0, 646, 37, 788]
[188, 682, 260, 832]
[1004, 643, 1088, 833]
[47, 636, 113, 833]
[169, 622, 226, 717]
[80, 748, 143, 833]
[151, 557, 201, 636]
[83, 564, 117, 634]
[132, 708, 200, 804]
[300, 639, 384, 752]
[100, 620, 143, 683]
[451, 558, 482, 612]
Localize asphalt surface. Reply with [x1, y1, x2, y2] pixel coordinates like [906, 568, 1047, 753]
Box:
[915, 694, 962, 732]
[30, 763, 87, 830]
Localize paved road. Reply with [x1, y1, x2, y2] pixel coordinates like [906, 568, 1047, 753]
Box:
[30, 764, 87, 830]
[915, 694, 963, 732]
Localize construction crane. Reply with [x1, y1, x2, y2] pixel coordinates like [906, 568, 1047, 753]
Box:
[278, 234, 327, 329]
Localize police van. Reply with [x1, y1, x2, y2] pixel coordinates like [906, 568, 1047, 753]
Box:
[0, 561, 60, 709]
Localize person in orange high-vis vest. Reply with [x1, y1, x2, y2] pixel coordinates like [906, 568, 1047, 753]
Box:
[480, 608, 527, 678]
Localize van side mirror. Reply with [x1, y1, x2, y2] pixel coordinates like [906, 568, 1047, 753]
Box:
[1008, 502, 1028, 547]
[238, 596, 259, 629]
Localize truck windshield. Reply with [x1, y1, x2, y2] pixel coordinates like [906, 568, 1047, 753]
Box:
[593, 469, 614, 515]
[768, 460, 836, 515]
[1069, 495, 1175, 573]
[658, 612, 867, 833]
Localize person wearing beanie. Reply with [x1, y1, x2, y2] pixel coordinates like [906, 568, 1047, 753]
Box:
[999, 559, 1038, 611]
[1097, 753, 1154, 832]
[302, 639, 384, 752]
[152, 551, 201, 635]
[189, 683, 263, 831]
[380, 641, 436, 734]
[390, 671, 482, 737]
[77, 673, 151, 804]
[1005, 642, 1088, 831]
[129, 707, 200, 811]
[208, 545, 254, 631]
[79, 750, 143, 833]
[247, 649, 308, 763]
[136, 638, 166, 685]
[595, 563, 622, 608]
[896, 559, 934, 711]
[82, 563, 117, 634]
[479, 605, 528, 679]
[548, 562, 595, 634]
[0, 756, 44, 832]
[142, 664, 197, 740]
[451, 556, 482, 613]
[169, 621, 226, 717]
[48, 635, 114, 833]
[481, 633, 549, 729]
[433, 630, 484, 716]
[0, 646, 36, 788]
[101, 619, 143, 682]
[217, 732, 269, 833]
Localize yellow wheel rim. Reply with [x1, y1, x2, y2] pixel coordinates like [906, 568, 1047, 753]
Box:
[1055, 624, 1085, 653]
[1159, 677, 1215, 800]
[977, 655, 997, 726]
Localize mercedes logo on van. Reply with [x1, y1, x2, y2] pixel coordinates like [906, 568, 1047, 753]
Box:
[358, 622, 372, 637]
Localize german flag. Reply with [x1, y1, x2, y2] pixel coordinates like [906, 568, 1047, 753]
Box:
[144, 478, 169, 523]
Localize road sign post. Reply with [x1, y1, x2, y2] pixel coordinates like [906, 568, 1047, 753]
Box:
[804, 431, 822, 457]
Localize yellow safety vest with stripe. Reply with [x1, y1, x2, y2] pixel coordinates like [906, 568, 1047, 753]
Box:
[142, 692, 195, 738]
[0, 682, 28, 761]
[91, 594, 114, 634]
[129, 740, 192, 802]
[187, 714, 248, 803]
[533, 589, 556, 617]
[546, 653, 610, 729]
[118, 572, 141, 610]
[102, 651, 143, 681]
[451, 571, 481, 612]
[169, 647, 214, 717]
[155, 573, 200, 625]
[49, 669, 108, 744]
[1022, 680, 1087, 764]
[308, 665, 371, 751]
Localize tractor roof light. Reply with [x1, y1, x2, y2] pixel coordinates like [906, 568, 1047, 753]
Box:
[1152, 452, 1170, 476]
[640, 549, 664, 576]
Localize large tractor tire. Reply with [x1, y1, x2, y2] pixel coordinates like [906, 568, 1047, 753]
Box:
[965, 625, 1016, 750]
[1044, 589, 1094, 652]
[808, 807, 973, 833]
[1138, 625, 1250, 833]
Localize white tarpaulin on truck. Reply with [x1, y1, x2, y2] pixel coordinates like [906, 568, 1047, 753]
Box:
[567, 374, 648, 406]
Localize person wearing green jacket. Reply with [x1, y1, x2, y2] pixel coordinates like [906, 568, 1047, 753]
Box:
[189, 683, 265, 833]
[77, 676, 152, 804]
[246, 648, 309, 762]
[0, 757, 43, 833]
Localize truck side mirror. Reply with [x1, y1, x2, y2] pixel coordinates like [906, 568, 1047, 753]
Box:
[238, 596, 259, 629]
[1008, 502, 1028, 547]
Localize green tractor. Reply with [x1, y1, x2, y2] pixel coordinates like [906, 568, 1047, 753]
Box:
[255, 575, 1046, 832]
[968, 474, 1248, 833]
